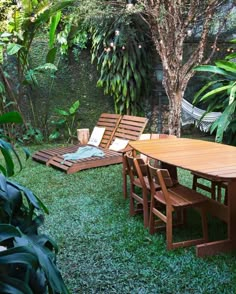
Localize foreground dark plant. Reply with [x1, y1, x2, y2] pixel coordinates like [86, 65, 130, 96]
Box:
[0, 111, 69, 293]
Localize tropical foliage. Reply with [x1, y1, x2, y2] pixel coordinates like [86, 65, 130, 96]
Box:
[0, 111, 28, 177]
[91, 14, 151, 115]
[56, 1, 152, 115]
[193, 40, 236, 145]
[0, 112, 69, 292]
[50, 99, 80, 143]
[0, 176, 69, 294]
[0, 0, 73, 141]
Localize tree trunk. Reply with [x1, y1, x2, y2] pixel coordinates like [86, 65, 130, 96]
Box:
[167, 90, 183, 137]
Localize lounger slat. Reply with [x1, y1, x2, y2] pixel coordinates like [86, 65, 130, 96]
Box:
[111, 115, 148, 144]
[32, 113, 148, 174]
[32, 113, 121, 162]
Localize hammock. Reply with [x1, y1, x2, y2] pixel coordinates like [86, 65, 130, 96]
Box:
[181, 98, 222, 132]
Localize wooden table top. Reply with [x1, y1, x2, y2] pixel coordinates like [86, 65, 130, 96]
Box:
[129, 138, 236, 180]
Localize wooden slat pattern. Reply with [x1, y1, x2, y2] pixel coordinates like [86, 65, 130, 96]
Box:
[129, 138, 236, 180]
[47, 148, 123, 174]
[32, 113, 121, 164]
[112, 115, 148, 142]
[32, 113, 148, 174]
[97, 113, 122, 148]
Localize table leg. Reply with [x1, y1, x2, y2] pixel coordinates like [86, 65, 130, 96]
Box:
[196, 180, 236, 257]
[122, 154, 128, 199]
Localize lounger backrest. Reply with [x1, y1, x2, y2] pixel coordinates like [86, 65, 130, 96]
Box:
[111, 115, 148, 143]
[96, 113, 122, 148]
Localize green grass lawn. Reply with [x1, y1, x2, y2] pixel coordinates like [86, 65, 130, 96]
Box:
[13, 146, 236, 294]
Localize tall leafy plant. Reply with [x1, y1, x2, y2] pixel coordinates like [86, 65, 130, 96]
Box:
[49, 99, 80, 143]
[0, 0, 74, 134]
[193, 40, 236, 144]
[0, 112, 70, 292]
[91, 14, 151, 115]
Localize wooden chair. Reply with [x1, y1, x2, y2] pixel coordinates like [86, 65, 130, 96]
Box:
[123, 133, 177, 199]
[125, 152, 160, 227]
[148, 163, 209, 250]
[192, 172, 228, 205]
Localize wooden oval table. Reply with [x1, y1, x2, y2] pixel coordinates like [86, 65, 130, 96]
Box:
[129, 138, 236, 257]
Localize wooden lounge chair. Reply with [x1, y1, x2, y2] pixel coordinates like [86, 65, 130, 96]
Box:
[32, 114, 148, 174]
[32, 113, 122, 164]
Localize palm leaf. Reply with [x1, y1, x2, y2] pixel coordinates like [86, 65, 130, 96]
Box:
[200, 85, 233, 101]
[193, 80, 220, 103]
[210, 101, 236, 143]
[193, 65, 229, 76]
[215, 60, 236, 74]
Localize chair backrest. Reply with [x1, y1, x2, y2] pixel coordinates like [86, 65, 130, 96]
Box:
[96, 113, 122, 148]
[125, 153, 148, 189]
[112, 115, 148, 143]
[148, 162, 174, 204]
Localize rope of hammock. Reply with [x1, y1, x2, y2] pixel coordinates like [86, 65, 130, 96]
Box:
[181, 98, 222, 132]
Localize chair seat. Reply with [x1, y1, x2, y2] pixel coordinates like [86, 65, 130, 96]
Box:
[154, 184, 208, 207]
[148, 165, 209, 250]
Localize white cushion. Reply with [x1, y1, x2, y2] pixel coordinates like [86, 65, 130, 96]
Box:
[88, 126, 106, 147]
[109, 138, 129, 151]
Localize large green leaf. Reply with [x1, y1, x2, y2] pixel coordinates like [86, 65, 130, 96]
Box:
[200, 85, 233, 101]
[193, 80, 220, 104]
[15, 235, 69, 294]
[6, 43, 23, 55]
[49, 11, 61, 49]
[7, 180, 49, 214]
[0, 112, 23, 124]
[34, 63, 57, 73]
[0, 141, 15, 176]
[215, 60, 236, 74]
[194, 65, 229, 76]
[0, 246, 38, 268]
[55, 109, 69, 116]
[229, 83, 236, 105]
[0, 45, 3, 64]
[46, 47, 57, 63]
[210, 101, 236, 142]
[0, 224, 21, 242]
[69, 100, 80, 114]
[49, 131, 60, 140]
[0, 276, 33, 294]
